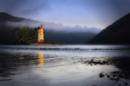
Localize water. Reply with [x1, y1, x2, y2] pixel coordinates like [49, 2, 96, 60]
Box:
[0, 45, 130, 86]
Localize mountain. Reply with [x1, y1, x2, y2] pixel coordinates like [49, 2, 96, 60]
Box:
[0, 12, 100, 44]
[0, 12, 25, 44]
[45, 30, 97, 44]
[89, 13, 130, 44]
[0, 12, 24, 22]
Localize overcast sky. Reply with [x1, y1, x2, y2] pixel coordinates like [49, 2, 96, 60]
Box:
[0, 0, 130, 29]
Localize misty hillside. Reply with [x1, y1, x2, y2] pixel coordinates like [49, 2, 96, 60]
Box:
[0, 12, 25, 44]
[0, 12, 39, 28]
[45, 30, 96, 44]
[0, 12, 24, 22]
[89, 13, 130, 44]
[0, 12, 99, 44]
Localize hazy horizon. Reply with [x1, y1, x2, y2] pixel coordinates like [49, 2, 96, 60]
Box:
[0, 0, 130, 30]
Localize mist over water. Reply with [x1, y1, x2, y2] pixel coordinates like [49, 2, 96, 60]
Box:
[0, 45, 130, 86]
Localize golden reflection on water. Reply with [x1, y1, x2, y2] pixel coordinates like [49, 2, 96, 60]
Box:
[38, 52, 45, 68]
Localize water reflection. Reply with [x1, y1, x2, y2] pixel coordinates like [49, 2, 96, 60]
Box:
[0, 52, 38, 81]
[0, 53, 16, 79]
[0, 48, 130, 86]
[38, 52, 45, 68]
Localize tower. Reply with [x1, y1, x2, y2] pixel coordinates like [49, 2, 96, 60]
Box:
[38, 24, 44, 43]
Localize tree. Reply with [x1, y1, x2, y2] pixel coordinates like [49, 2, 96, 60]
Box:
[12, 27, 38, 44]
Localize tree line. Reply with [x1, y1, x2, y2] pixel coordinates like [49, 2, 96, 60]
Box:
[0, 26, 38, 44]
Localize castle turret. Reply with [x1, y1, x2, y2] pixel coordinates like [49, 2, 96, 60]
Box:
[38, 24, 44, 43]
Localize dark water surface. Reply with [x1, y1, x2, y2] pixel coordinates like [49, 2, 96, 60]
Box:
[0, 45, 130, 86]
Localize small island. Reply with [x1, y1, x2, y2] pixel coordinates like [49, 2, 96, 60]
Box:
[31, 24, 60, 46]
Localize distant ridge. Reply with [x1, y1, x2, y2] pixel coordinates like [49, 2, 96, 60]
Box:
[0, 12, 99, 44]
[0, 12, 39, 44]
[89, 13, 130, 44]
[0, 12, 25, 22]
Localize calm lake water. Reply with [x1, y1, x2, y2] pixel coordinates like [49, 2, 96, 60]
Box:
[0, 45, 130, 86]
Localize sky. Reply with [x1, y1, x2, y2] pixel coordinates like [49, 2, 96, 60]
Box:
[0, 0, 130, 29]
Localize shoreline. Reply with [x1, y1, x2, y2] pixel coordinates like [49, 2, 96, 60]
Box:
[31, 43, 61, 46]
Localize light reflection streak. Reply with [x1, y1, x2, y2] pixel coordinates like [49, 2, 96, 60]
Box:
[38, 52, 45, 68]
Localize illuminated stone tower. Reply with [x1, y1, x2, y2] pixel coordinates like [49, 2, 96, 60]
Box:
[38, 24, 44, 43]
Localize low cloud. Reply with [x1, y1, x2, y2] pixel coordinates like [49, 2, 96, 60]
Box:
[6, 19, 101, 33]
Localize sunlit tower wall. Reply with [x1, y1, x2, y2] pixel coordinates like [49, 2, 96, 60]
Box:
[38, 24, 45, 43]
